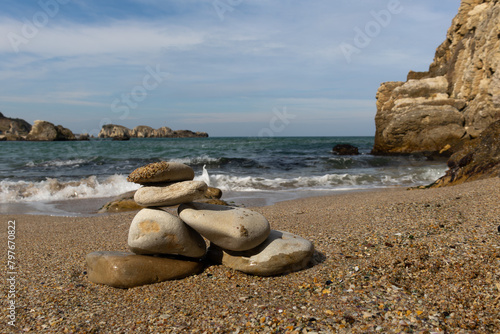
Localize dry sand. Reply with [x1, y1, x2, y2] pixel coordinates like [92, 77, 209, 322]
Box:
[1, 179, 499, 333]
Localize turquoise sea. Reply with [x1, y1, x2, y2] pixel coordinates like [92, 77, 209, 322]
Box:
[0, 137, 447, 215]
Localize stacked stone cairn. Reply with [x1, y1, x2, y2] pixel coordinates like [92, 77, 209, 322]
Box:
[86, 161, 315, 288]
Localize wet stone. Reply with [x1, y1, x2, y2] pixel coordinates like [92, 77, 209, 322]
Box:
[86, 251, 204, 288]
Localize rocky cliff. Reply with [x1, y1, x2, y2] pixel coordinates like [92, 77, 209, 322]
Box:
[373, 0, 500, 155]
[26, 120, 76, 141]
[430, 120, 500, 187]
[0, 113, 77, 141]
[98, 124, 209, 139]
[0, 112, 32, 140]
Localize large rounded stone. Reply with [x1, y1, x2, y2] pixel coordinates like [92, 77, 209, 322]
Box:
[178, 202, 270, 251]
[86, 251, 204, 288]
[127, 161, 195, 184]
[134, 181, 207, 207]
[208, 230, 314, 276]
[128, 208, 206, 258]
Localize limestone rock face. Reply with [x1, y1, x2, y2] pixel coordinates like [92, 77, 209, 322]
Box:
[0, 112, 31, 140]
[178, 202, 271, 251]
[373, 0, 500, 154]
[430, 120, 500, 187]
[98, 124, 130, 140]
[86, 251, 203, 288]
[128, 208, 206, 258]
[208, 230, 314, 276]
[26, 120, 76, 141]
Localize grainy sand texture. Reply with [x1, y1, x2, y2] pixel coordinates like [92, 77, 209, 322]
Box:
[1, 178, 499, 333]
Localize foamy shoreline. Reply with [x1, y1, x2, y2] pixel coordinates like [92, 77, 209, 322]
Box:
[1, 178, 499, 332]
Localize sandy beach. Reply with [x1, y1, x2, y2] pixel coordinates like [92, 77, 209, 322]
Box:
[1, 178, 499, 333]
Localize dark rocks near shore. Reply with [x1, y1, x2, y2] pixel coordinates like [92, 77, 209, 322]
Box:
[430, 120, 500, 188]
[332, 144, 359, 155]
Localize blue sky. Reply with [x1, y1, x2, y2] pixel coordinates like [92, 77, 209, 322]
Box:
[0, 0, 460, 137]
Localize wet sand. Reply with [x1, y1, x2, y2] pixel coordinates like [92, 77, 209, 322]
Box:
[1, 178, 499, 333]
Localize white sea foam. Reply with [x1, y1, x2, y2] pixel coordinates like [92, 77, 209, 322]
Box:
[25, 158, 90, 168]
[0, 175, 140, 203]
[170, 155, 219, 165]
[194, 166, 447, 192]
[0, 165, 447, 203]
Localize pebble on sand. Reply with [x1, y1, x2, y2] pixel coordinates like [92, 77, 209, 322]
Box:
[86, 251, 204, 288]
[134, 180, 207, 207]
[127, 161, 195, 184]
[128, 208, 207, 258]
[178, 202, 271, 251]
[208, 230, 314, 276]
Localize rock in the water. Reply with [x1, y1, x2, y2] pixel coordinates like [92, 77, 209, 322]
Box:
[127, 161, 195, 184]
[98, 124, 130, 140]
[430, 120, 500, 187]
[178, 202, 270, 251]
[0, 112, 31, 140]
[86, 251, 203, 288]
[134, 181, 207, 207]
[332, 144, 359, 155]
[98, 124, 208, 139]
[26, 120, 76, 141]
[128, 208, 206, 258]
[208, 230, 314, 276]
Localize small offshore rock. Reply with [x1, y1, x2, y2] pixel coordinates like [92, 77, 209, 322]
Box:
[178, 202, 270, 251]
[127, 161, 195, 184]
[134, 181, 207, 207]
[86, 251, 204, 288]
[332, 144, 359, 155]
[128, 208, 206, 258]
[208, 230, 314, 276]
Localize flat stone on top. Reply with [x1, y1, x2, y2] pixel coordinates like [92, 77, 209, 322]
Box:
[134, 181, 207, 207]
[128, 208, 206, 258]
[178, 202, 270, 251]
[208, 230, 314, 276]
[127, 161, 194, 184]
[86, 251, 203, 288]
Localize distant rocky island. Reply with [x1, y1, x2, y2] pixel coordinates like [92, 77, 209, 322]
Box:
[0, 112, 208, 141]
[98, 124, 208, 140]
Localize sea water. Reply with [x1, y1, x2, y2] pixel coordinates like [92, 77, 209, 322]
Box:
[0, 137, 447, 215]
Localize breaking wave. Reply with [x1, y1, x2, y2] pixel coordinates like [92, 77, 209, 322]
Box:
[0, 175, 140, 203]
